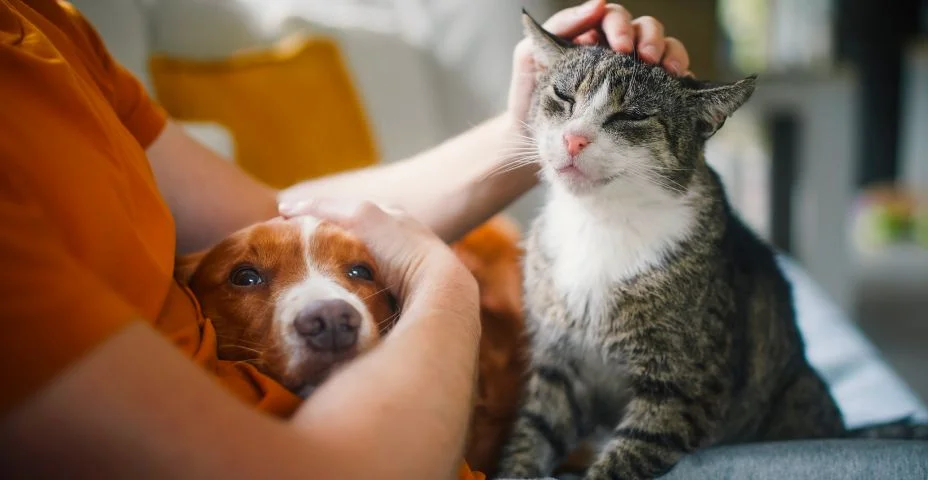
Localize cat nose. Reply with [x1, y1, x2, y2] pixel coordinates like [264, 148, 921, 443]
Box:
[564, 133, 590, 158]
[294, 299, 361, 352]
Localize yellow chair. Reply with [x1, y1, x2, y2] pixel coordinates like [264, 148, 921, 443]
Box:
[149, 34, 379, 188]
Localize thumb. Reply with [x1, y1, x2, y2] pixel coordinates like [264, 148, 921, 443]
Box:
[542, 0, 607, 37]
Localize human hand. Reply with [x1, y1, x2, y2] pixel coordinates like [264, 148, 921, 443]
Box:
[508, 0, 693, 127]
[279, 199, 479, 316]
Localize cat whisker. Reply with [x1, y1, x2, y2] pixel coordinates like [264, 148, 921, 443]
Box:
[501, 143, 540, 153]
[517, 119, 537, 134]
[630, 171, 685, 194]
[481, 164, 537, 182]
[642, 173, 687, 195]
[502, 142, 538, 150]
[497, 150, 540, 159]
[621, 167, 687, 195]
[509, 129, 538, 139]
[488, 153, 540, 168]
[481, 164, 536, 183]
[481, 156, 540, 181]
[498, 145, 539, 152]
[649, 166, 689, 172]
[509, 132, 537, 141]
[504, 141, 538, 148]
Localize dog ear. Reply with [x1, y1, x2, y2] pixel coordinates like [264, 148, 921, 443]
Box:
[174, 250, 207, 286]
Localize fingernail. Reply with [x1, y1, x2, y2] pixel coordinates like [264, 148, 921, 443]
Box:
[278, 200, 307, 216]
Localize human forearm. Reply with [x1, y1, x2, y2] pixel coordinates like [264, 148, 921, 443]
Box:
[146, 121, 279, 254]
[1, 319, 477, 480]
[292, 263, 481, 479]
[280, 113, 538, 242]
[150, 114, 536, 252]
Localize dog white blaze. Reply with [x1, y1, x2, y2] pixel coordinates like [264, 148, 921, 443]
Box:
[273, 216, 377, 375]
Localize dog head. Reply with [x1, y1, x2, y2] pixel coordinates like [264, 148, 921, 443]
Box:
[176, 216, 397, 397]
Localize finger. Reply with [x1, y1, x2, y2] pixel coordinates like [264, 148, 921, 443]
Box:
[541, 0, 607, 38]
[661, 37, 690, 76]
[278, 198, 316, 218]
[573, 29, 600, 46]
[376, 203, 408, 217]
[278, 198, 384, 227]
[278, 197, 349, 220]
[601, 3, 634, 53]
[631, 16, 666, 63]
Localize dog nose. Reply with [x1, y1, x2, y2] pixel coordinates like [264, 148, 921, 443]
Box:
[294, 299, 361, 352]
[564, 133, 590, 158]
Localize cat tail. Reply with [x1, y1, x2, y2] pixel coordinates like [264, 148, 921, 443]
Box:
[843, 416, 928, 440]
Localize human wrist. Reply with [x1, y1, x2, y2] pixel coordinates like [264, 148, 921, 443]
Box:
[496, 110, 541, 179]
[467, 112, 540, 203]
[498, 109, 523, 135]
[401, 255, 480, 338]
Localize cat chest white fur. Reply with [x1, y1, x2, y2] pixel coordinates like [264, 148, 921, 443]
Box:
[538, 183, 697, 327]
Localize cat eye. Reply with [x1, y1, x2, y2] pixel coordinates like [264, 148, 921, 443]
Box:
[230, 266, 264, 287]
[552, 86, 575, 105]
[347, 264, 374, 281]
[604, 110, 652, 125]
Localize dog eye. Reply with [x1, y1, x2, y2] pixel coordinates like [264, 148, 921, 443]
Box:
[230, 267, 263, 286]
[604, 110, 651, 125]
[346, 264, 374, 281]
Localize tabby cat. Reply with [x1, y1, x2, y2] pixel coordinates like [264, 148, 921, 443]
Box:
[496, 11, 849, 480]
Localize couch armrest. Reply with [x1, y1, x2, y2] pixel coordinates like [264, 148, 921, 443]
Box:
[778, 255, 928, 426]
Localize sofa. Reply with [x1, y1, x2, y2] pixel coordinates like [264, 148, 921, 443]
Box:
[72, 0, 927, 476]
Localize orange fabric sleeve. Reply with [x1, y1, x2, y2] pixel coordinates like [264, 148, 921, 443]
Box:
[0, 175, 138, 413]
[56, 0, 168, 148]
[458, 463, 488, 480]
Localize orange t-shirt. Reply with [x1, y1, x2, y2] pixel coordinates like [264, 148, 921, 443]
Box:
[0, 0, 300, 416]
[0, 2, 486, 478]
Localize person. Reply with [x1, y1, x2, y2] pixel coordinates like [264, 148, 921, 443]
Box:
[0, 0, 691, 478]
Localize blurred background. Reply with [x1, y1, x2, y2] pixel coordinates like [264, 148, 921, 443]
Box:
[73, 0, 927, 400]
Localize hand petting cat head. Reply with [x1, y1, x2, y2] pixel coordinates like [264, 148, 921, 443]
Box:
[521, 10, 756, 197]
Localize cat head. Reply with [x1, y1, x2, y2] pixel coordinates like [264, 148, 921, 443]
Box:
[521, 11, 756, 197]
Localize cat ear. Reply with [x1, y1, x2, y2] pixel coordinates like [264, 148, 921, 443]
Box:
[688, 75, 757, 139]
[521, 9, 571, 68]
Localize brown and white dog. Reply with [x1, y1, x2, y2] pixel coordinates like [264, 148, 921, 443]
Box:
[175, 215, 526, 475]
